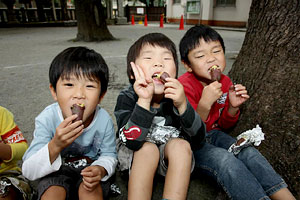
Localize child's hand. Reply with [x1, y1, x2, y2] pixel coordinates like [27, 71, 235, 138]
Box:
[131, 62, 154, 109]
[81, 165, 107, 191]
[164, 78, 187, 115]
[0, 142, 12, 161]
[201, 81, 223, 107]
[228, 84, 250, 108]
[49, 115, 84, 157]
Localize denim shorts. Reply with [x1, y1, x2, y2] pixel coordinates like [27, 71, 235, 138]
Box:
[36, 165, 110, 200]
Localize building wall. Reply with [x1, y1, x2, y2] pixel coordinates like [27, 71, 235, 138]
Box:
[166, 0, 252, 27]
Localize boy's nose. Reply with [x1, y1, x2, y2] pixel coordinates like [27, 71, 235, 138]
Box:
[207, 53, 216, 63]
[154, 62, 163, 67]
[74, 87, 86, 99]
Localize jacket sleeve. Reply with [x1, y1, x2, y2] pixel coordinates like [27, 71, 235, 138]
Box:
[175, 101, 206, 150]
[218, 101, 240, 130]
[22, 144, 61, 181]
[114, 89, 156, 151]
[217, 80, 240, 130]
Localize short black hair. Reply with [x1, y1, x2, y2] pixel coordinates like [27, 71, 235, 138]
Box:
[127, 33, 178, 84]
[179, 25, 225, 65]
[49, 46, 109, 97]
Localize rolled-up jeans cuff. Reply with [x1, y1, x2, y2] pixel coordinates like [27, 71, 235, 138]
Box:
[265, 179, 287, 196]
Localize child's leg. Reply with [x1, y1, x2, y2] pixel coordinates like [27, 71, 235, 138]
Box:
[128, 142, 159, 200]
[163, 138, 192, 200]
[270, 188, 296, 200]
[237, 147, 296, 199]
[194, 143, 269, 200]
[78, 182, 103, 200]
[41, 185, 66, 200]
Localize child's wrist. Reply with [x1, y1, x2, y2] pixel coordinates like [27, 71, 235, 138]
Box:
[137, 98, 151, 110]
[228, 106, 239, 116]
[177, 101, 187, 115]
[48, 140, 62, 157]
[198, 99, 212, 111]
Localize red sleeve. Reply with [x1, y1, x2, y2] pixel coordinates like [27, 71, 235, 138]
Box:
[218, 98, 240, 130]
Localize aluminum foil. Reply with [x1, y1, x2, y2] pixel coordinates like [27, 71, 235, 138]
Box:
[228, 124, 265, 155]
[63, 158, 88, 168]
[0, 178, 11, 197]
[145, 123, 180, 145]
[110, 183, 121, 195]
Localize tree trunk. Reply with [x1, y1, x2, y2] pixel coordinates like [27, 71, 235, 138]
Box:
[229, 0, 300, 198]
[74, 0, 115, 42]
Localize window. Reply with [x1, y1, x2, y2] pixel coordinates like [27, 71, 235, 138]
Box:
[187, 0, 201, 14]
[216, 0, 236, 7]
[173, 0, 181, 4]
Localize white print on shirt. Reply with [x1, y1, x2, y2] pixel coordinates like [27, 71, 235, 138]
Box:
[217, 93, 228, 104]
[4, 130, 25, 144]
[119, 128, 127, 143]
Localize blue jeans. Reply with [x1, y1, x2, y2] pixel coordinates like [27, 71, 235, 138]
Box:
[194, 130, 287, 200]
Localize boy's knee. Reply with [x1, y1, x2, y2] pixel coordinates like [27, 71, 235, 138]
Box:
[166, 138, 192, 157]
[137, 142, 160, 157]
[41, 185, 66, 200]
[78, 183, 103, 199]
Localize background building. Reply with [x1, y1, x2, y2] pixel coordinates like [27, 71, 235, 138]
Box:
[166, 0, 252, 27]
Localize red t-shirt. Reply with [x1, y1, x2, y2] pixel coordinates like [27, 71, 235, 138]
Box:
[179, 72, 239, 132]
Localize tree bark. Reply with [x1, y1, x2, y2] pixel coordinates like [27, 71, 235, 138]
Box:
[229, 0, 300, 198]
[75, 0, 115, 42]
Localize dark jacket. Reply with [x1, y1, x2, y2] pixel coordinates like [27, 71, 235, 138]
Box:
[114, 85, 206, 151]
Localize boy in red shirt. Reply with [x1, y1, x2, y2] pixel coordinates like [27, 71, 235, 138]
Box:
[178, 25, 295, 200]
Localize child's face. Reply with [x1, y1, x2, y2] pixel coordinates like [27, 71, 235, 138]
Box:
[185, 38, 226, 81]
[135, 44, 177, 94]
[50, 74, 103, 126]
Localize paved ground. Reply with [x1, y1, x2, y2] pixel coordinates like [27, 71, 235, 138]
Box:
[0, 23, 246, 199]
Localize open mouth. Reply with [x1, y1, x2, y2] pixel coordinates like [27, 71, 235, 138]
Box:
[152, 71, 170, 84]
[208, 65, 220, 72]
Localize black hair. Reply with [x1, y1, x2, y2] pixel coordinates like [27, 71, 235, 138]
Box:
[179, 25, 225, 65]
[49, 46, 109, 97]
[127, 33, 178, 85]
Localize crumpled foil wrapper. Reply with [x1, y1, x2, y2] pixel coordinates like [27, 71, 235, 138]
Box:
[228, 125, 265, 155]
[145, 124, 180, 145]
[110, 183, 121, 195]
[0, 178, 11, 197]
[63, 158, 88, 168]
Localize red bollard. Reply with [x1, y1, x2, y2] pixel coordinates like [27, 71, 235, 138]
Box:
[160, 14, 164, 28]
[144, 14, 148, 26]
[131, 15, 135, 25]
[179, 15, 184, 30]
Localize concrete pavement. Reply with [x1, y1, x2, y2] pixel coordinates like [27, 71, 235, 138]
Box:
[0, 23, 245, 199]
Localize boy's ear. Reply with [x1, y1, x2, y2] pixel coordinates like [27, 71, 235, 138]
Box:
[98, 92, 107, 104]
[49, 84, 58, 101]
[182, 61, 193, 73]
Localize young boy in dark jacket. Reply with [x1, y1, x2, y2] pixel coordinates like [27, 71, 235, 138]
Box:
[114, 33, 206, 200]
